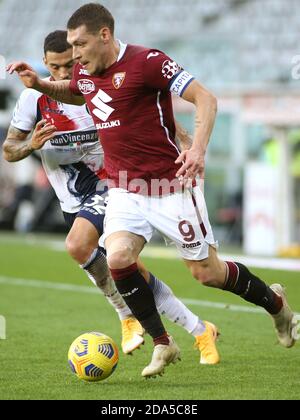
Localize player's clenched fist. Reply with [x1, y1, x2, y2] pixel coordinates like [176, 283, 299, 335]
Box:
[30, 120, 57, 150]
[6, 61, 40, 89]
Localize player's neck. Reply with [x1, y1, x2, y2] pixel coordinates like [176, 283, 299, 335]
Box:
[103, 40, 120, 71]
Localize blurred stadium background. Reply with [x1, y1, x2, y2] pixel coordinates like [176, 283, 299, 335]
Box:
[0, 0, 299, 258]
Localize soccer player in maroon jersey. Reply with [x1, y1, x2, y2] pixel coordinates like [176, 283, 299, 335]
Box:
[7, 3, 298, 378]
[4, 30, 221, 366]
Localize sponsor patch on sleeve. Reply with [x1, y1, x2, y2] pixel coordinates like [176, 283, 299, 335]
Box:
[169, 70, 195, 96]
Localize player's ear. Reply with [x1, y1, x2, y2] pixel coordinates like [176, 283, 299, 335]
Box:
[99, 27, 111, 43]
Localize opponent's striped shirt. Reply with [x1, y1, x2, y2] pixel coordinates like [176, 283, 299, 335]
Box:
[11, 80, 105, 213]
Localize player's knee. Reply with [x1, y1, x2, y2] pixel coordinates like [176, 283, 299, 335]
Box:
[65, 235, 94, 264]
[107, 249, 136, 270]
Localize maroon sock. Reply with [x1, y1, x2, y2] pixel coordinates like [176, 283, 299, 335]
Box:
[110, 263, 167, 338]
[153, 333, 170, 346]
[224, 261, 283, 314]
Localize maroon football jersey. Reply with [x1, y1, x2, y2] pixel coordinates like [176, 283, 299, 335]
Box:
[70, 43, 195, 194]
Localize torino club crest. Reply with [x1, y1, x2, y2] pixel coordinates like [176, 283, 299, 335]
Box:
[112, 72, 126, 89]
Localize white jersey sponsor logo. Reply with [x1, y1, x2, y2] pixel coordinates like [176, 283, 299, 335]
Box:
[78, 79, 96, 95]
[91, 89, 115, 122]
[79, 68, 90, 76]
[50, 130, 98, 146]
[96, 120, 121, 130]
[147, 52, 160, 60]
[162, 60, 181, 80]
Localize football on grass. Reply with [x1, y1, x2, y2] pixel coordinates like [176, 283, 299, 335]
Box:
[68, 332, 119, 382]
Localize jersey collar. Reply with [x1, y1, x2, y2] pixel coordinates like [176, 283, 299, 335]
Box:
[117, 40, 127, 62]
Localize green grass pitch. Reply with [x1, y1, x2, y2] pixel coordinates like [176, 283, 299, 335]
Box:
[0, 234, 299, 400]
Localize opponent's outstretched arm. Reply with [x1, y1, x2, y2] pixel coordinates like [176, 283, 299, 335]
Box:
[3, 120, 56, 162]
[6, 62, 84, 106]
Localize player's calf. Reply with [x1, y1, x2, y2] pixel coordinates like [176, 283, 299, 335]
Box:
[223, 262, 283, 315]
[189, 259, 226, 288]
[110, 263, 169, 344]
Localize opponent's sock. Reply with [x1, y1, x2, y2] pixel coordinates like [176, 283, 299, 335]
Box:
[111, 264, 168, 343]
[190, 321, 207, 337]
[81, 247, 132, 320]
[149, 273, 206, 335]
[224, 261, 283, 314]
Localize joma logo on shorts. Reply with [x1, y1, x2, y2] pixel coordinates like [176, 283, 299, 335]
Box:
[182, 241, 201, 249]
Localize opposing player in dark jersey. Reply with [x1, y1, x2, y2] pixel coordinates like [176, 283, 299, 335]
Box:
[7, 4, 298, 378]
[3, 30, 220, 365]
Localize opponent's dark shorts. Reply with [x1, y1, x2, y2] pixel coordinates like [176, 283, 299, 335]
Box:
[63, 186, 108, 236]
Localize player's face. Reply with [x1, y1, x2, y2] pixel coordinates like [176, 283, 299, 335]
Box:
[67, 25, 112, 75]
[44, 49, 74, 81]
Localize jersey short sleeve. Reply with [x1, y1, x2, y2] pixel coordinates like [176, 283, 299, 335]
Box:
[142, 49, 195, 97]
[11, 89, 39, 132]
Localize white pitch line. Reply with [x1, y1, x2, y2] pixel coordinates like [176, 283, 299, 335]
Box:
[141, 248, 300, 272]
[1, 275, 296, 315]
[44, 244, 300, 271]
[0, 276, 98, 295]
[181, 298, 264, 314]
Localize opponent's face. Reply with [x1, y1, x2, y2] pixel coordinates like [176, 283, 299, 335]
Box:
[44, 49, 74, 81]
[67, 25, 112, 75]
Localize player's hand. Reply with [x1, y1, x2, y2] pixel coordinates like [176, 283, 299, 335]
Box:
[6, 61, 40, 89]
[175, 148, 205, 186]
[30, 120, 57, 150]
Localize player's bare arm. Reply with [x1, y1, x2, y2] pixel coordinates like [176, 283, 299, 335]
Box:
[6, 62, 85, 106]
[2, 120, 56, 162]
[175, 80, 217, 181]
[175, 120, 193, 151]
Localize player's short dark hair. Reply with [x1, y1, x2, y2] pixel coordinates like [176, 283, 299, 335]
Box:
[44, 30, 72, 55]
[67, 3, 114, 35]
